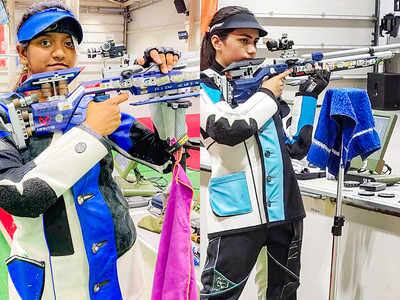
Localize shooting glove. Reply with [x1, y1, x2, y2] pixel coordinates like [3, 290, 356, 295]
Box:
[140, 47, 181, 68]
[296, 69, 330, 98]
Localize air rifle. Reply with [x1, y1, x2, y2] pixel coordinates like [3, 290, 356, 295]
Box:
[205, 36, 400, 104]
[4, 64, 199, 150]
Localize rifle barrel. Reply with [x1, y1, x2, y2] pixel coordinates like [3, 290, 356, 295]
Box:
[320, 51, 394, 63]
[301, 43, 400, 60]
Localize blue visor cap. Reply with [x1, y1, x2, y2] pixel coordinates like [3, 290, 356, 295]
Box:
[17, 8, 83, 44]
[209, 13, 268, 37]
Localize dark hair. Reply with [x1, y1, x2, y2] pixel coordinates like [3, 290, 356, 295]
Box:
[17, 1, 71, 33]
[200, 6, 253, 71]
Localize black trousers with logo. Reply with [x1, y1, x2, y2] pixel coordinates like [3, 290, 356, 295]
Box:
[200, 220, 303, 300]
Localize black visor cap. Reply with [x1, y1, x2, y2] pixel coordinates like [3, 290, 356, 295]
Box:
[210, 13, 267, 37]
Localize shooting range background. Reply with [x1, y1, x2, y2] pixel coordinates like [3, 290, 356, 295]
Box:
[124, 0, 200, 118]
[220, 0, 376, 94]
[217, 0, 400, 177]
[1, 0, 200, 117]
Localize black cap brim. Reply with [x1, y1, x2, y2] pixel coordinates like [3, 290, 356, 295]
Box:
[210, 13, 267, 37]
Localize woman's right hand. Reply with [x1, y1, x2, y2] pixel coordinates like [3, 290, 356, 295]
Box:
[84, 93, 129, 136]
[261, 69, 292, 97]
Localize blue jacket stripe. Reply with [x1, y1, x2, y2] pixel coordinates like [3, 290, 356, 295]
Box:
[0, 131, 10, 138]
[7, 257, 45, 300]
[0, 102, 11, 138]
[293, 95, 317, 139]
[0, 101, 9, 118]
[201, 83, 222, 104]
[72, 164, 122, 300]
[109, 113, 135, 152]
[259, 120, 285, 222]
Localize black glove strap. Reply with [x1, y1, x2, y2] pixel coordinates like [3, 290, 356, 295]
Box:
[142, 47, 163, 67]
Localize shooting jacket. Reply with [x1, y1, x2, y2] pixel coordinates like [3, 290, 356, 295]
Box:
[0, 93, 172, 300]
[201, 62, 318, 237]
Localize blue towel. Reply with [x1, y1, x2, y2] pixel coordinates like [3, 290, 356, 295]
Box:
[307, 88, 381, 176]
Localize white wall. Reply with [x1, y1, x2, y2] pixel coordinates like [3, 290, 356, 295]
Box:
[220, 0, 375, 16]
[77, 10, 125, 82]
[127, 0, 200, 55]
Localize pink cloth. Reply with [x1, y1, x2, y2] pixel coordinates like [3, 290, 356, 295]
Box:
[151, 163, 198, 300]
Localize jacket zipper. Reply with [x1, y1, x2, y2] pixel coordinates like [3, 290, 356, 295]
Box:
[243, 140, 264, 223]
[255, 132, 270, 220]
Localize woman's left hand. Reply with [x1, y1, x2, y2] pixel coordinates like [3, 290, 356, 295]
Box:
[297, 69, 330, 98]
[135, 47, 180, 73]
